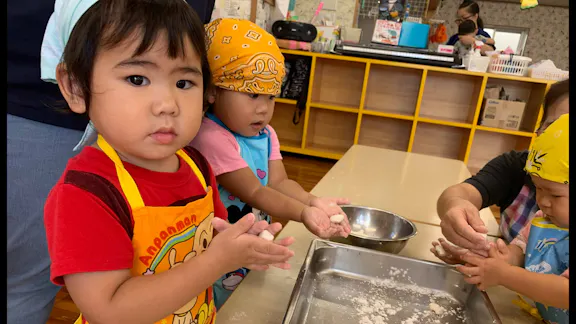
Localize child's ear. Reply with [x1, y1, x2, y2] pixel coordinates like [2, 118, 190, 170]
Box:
[56, 63, 87, 114]
[207, 86, 217, 104]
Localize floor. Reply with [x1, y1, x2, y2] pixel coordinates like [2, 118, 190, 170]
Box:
[46, 153, 499, 323]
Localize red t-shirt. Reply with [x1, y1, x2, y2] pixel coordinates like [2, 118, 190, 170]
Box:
[44, 146, 227, 285]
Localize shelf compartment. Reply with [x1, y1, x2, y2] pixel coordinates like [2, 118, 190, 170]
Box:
[484, 78, 548, 133]
[310, 103, 359, 113]
[418, 117, 472, 129]
[364, 65, 422, 116]
[269, 102, 305, 149]
[467, 130, 533, 175]
[419, 71, 483, 124]
[276, 98, 298, 105]
[357, 116, 412, 152]
[363, 110, 414, 121]
[411, 123, 471, 161]
[305, 108, 357, 155]
[310, 58, 365, 109]
[475, 125, 535, 138]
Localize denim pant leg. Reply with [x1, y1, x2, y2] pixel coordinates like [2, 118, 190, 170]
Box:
[7, 114, 83, 324]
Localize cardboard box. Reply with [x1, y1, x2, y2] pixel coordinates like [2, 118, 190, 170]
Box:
[372, 20, 402, 46]
[480, 99, 526, 131]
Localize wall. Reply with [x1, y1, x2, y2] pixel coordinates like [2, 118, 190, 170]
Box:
[432, 0, 569, 70]
[212, 0, 273, 29]
[293, 0, 357, 27]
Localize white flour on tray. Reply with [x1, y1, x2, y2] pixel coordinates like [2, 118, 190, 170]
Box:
[343, 266, 468, 324]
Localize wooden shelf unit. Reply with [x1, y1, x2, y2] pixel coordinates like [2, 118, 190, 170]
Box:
[272, 50, 556, 171]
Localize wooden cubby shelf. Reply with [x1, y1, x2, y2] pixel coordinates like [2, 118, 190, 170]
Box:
[269, 50, 557, 171]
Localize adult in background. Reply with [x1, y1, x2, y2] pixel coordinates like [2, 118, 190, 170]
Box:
[446, 1, 495, 53]
[6, 1, 215, 323]
[433, 79, 569, 263]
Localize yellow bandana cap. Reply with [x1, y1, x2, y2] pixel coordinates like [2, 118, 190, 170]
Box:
[205, 18, 286, 95]
[525, 113, 569, 184]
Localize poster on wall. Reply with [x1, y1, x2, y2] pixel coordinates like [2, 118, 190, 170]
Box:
[212, 0, 252, 20]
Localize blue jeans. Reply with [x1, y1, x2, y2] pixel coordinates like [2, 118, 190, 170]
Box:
[7, 114, 83, 324]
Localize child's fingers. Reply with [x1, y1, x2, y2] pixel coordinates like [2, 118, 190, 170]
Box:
[227, 213, 256, 237]
[252, 239, 294, 257]
[250, 251, 294, 265]
[463, 275, 482, 285]
[331, 197, 351, 205]
[265, 222, 283, 236]
[270, 262, 291, 270]
[246, 264, 269, 271]
[460, 252, 483, 266]
[496, 239, 509, 255]
[455, 265, 480, 277]
[275, 236, 295, 247]
[246, 220, 271, 235]
[487, 243, 499, 258]
[212, 217, 231, 233]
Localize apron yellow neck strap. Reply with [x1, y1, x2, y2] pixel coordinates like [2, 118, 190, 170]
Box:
[96, 135, 207, 209]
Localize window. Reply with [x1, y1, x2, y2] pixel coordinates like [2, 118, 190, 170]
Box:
[483, 26, 529, 55]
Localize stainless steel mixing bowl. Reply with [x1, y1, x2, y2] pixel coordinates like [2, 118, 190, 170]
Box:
[329, 205, 418, 254]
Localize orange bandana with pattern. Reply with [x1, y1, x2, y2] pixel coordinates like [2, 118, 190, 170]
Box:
[205, 18, 285, 95]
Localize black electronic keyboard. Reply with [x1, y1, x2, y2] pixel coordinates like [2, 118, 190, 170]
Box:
[334, 43, 461, 68]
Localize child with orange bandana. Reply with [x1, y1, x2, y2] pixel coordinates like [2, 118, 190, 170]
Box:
[190, 18, 352, 308]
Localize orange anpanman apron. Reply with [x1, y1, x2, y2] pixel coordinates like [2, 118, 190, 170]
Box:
[75, 135, 217, 324]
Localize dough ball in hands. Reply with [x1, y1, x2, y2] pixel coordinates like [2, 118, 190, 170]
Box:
[329, 214, 345, 224]
[258, 229, 275, 241]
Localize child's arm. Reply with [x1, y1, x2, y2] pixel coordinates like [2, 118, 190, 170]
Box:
[218, 168, 350, 237]
[62, 214, 294, 324]
[496, 266, 569, 309]
[458, 243, 568, 309]
[267, 160, 316, 205]
[218, 168, 308, 221]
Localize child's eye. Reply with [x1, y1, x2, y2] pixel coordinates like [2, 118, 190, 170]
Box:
[126, 75, 149, 86]
[249, 94, 259, 99]
[269, 95, 276, 100]
[176, 80, 194, 89]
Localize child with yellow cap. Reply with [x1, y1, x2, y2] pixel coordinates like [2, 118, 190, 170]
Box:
[456, 114, 569, 324]
[190, 18, 352, 308]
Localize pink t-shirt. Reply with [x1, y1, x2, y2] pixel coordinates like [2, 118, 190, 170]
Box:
[190, 117, 283, 176]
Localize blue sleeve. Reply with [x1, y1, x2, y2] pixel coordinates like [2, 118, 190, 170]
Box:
[478, 29, 496, 49]
[478, 29, 491, 38]
[446, 34, 459, 46]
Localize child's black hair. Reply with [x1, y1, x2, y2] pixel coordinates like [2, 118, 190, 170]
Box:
[542, 78, 569, 119]
[62, 0, 211, 113]
[458, 20, 477, 36]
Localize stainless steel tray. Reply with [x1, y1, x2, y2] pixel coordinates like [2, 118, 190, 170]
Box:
[283, 239, 501, 324]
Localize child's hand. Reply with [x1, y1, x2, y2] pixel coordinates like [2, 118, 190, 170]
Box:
[458, 35, 475, 45]
[207, 213, 295, 273]
[212, 214, 295, 270]
[309, 197, 351, 237]
[456, 242, 511, 291]
[430, 238, 489, 265]
[301, 205, 349, 239]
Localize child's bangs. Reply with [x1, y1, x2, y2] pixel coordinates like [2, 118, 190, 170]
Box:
[98, 0, 205, 59]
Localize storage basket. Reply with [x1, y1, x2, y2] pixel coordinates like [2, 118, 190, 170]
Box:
[528, 67, 569, 81]
[488, 54, 532, 77]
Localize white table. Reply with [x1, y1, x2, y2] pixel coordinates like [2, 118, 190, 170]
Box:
[217, 146, 537, 323]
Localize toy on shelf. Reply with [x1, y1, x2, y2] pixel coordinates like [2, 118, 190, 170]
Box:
[521, 0, 538, 9]
[429, 22, 447, 44]
[379, 0, 405, 22]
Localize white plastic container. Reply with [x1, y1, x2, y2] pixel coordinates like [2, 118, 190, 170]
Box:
[528, 67, 569, 81]
[464, 55, 491, 72]
[488, 54, 532, 76]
